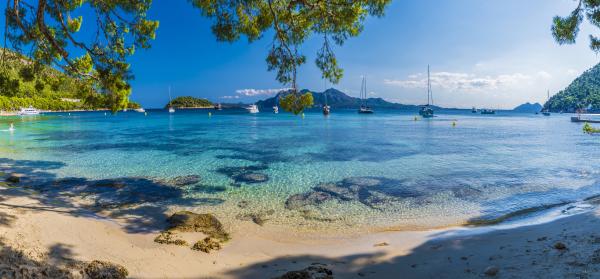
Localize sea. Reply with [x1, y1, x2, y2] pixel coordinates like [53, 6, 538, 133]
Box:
[1, 108, 599, 233]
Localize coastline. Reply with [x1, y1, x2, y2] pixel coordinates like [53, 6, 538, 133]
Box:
[2, 181, 600, 278]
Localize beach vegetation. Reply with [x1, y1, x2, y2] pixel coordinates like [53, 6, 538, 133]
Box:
[583, 122, 600, 134]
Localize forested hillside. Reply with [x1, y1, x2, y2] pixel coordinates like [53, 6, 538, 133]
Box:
[0, 49, 138, 111]
[545, 64, 600, 112]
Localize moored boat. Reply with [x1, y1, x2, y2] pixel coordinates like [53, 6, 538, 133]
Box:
[246, 104, 259, 114]
[358, 76, 374, 114]
[419, 65, 434, 118]
[481, 109, 496, 115]
[18, 106, 41, 116]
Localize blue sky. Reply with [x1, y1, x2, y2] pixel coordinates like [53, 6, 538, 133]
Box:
[4, 0, 600, 108]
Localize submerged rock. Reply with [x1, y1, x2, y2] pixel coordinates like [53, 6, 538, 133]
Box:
[6, 173, 21, 184]
[554, 242, 567, 250]
[273, 266, 334, 279]
[217, 165, 269, 185]
[483, 265, 499, 277]
[191, 237, 222, 253]
[166, 211, 230, 241]
[168, 175, 201, 187]
[236, 210, 275, 226]
[84, 260, 128, 279]
[233, 172, 268, 184]
[285, 176, 424, 210]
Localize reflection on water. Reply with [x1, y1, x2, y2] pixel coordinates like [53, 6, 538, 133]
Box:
[1, 109, 599, 231]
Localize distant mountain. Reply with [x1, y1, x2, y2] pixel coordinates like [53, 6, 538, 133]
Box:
[545, 64, 600, 112]
[256, 88, 433, 110]
[513, 102, 542, 113]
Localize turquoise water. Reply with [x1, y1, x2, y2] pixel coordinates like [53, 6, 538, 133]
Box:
[1, 109, 599, 232]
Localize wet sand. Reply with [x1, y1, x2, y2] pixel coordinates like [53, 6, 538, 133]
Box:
[1, 184, 600, 278]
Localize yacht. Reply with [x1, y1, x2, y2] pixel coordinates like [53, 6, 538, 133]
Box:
[481, 109, 496, 115]
[18, 106, 41, 116]
[246, 104, 259, 114]
[323, 89, 331, 115]
[214, 103, 223, 110]
[542, 90, 551, 116]
[273, 106, 279, 114]
[134, 108, 146, 113]
[472, 107, 477, 113]
[358, 76, 374, 114]
[419, 65, 434, 118]
[168, 86, 175, 113]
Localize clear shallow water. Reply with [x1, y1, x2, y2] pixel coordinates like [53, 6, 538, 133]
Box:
[1, 109, 599, 232]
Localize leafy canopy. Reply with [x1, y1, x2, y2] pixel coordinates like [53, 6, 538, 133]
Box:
[189, 0, 391, 113]
[4, 0, 159, 113]
[552, 0, 600, 51]
[4, 0, 390, 114]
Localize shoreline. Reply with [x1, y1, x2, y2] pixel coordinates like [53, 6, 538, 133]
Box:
[2, 179, 600, 278]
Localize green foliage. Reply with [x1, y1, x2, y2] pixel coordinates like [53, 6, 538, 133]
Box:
[553, 0, 600, 52]
[0, 48, 133, 111]
[0, 96, 80, 111]
[167, 96, 213, 108]
[583, 122, 600, 134]
[189, 0, 391, 113]
[5, 0, 159, 112]
[5, 0, 390, 114]
[279, 92, 314, 115]
[545, 63, 600, 112]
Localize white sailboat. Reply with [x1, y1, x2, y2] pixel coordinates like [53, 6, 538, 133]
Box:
[358, 77, 374, 114]
[246, 104, 259, 113]
[418, 65, 434, 118]
[168, 86, 175, 113]
[542, 90, 551, 116]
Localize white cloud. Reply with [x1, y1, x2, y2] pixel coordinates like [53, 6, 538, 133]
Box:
[234, 88, 290, 97]
[566, 69, 578, 76]
[536, 71, 552, 80]
[384, 71, 532, 92]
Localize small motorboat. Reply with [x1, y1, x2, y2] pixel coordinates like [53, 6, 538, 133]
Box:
[168, 107, 175, 113]
[273, 106, 279, 114]
[246, 104, 259, 114]
[215, 103, 223, 110]
[134, 108, 146, 113]
[18, 106, 41, 116]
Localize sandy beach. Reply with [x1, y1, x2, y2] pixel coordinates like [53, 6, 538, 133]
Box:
[1, 181, 600, 279]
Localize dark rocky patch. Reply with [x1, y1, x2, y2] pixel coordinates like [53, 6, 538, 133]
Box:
[217, 165, 269, 185]
[154, 231, 188, 246]
[192, 237, 222, 253]
[285, 177, 426, 210]
[237, 210, 275, 226]
[84, 260, 128, 279]
[5, 173, 22, 184]
[166, 175, 202, 187]
[273, 265, 334, 279]
[166, 211, 230, 241]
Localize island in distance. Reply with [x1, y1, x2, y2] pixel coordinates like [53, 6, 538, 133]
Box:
[257, 88, 440, 110]
[513, 102, 543, 113]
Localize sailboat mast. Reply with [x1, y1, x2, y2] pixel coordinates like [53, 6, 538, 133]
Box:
[427, 65, 431, 106]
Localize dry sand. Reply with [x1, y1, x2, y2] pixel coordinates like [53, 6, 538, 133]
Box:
[1, 185, 600, 278]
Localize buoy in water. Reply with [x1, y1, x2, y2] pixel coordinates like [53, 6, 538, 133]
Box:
[208, 112, 212, 117]
[301, 113, 305, 119]
[145, 112, 148, 116]
[414, 116, 418, 121]
[8, 123, 14, 131]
